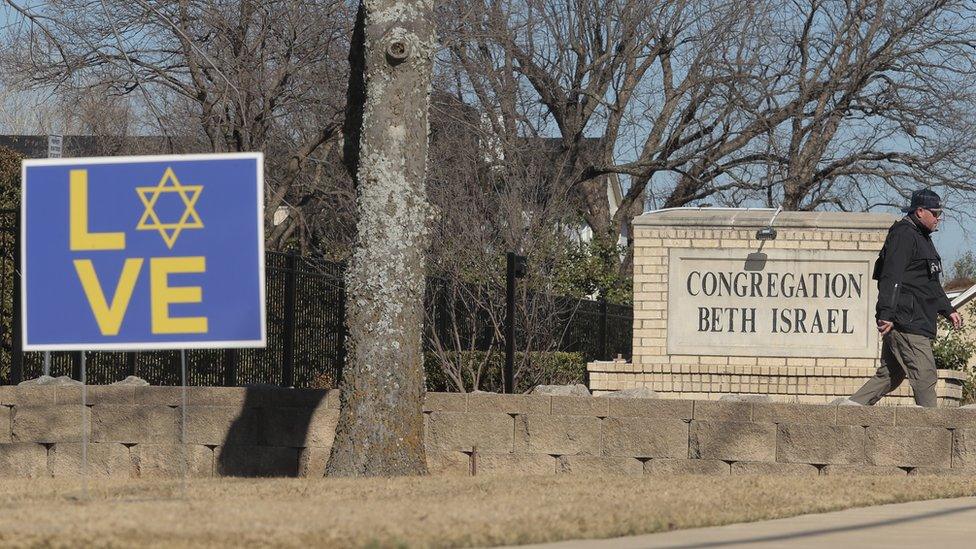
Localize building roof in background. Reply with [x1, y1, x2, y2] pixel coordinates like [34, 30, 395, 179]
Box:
[0, 135, 172, 159]
[945, 277, 975, 294]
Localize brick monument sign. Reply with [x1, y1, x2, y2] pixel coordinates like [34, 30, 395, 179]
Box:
[588, 209, 966, 406]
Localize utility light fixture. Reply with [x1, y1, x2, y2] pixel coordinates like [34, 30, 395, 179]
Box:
[756, 206, 782, 241]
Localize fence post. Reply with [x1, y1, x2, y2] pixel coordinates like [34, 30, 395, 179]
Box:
[125, 352, 137, 379]
[337, 264, 347, 384]
[504, 252, 527, 393]
[281, 251, 298, 388]
[505, 253, 516, 394]
[223, 348, 238, 386]
[598, 299, 608, 360]
[9, 213, 22, 385]
[71, 351, 82, 381]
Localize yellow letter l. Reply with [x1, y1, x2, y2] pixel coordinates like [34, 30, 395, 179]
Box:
[70, 169, 125, 251]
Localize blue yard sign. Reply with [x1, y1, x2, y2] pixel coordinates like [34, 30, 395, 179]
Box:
[21, 153, 266, 351]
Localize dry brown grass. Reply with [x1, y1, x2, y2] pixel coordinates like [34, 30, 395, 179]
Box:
[0, 474, 974, 548]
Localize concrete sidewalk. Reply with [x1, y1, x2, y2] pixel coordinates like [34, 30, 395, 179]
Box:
[513, 496, 976, 548]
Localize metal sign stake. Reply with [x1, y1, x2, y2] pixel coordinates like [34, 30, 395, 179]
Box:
[181, 349, 188, 499]
[81, 350, 88, 500]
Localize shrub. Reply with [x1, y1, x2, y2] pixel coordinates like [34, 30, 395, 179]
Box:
[424, 351, 586, 393]
[933, 317, 976, 405]
[933, 317, 975, 371]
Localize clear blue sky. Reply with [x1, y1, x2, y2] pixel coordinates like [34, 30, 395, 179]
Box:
[933, 213, 971, 270]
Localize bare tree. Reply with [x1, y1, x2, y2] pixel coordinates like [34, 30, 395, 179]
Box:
[422, 90, 596, 392]
[326, 0, 436, 477]
[666, 0, 976, 214]
[438, 0, 762, 276]
[1, 0, 353, 251]
[440, 0, 976, 276]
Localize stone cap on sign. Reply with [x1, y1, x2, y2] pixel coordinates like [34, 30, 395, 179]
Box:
[633, 208, 899, 229]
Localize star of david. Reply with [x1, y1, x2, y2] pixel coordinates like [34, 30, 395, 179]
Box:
[135, 167, 203, 249]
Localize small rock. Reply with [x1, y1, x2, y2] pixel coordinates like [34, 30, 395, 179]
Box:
[111, 376, 149, 386]
[531, 384, 591, 397]
[830, 397, 863, 406]
[719, 394, 772, 403]
[18, 375, 82, 387]
[598, 387, 659, 399]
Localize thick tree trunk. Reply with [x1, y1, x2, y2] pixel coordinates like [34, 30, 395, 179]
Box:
[326, 0, 435, 477]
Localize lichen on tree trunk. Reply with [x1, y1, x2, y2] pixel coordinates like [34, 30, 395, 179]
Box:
[326, 0, 435, 477]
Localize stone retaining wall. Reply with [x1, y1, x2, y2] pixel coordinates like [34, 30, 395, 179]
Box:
[423, 393, 976, 476]
[0, 385, 339, 478]
[3, 387, 973, 478]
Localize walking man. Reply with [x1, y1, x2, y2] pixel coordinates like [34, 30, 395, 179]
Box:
[850, 189, 963, 407]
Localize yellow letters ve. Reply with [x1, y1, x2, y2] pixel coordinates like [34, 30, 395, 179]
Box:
[70, 169, 125, 251]
[74, 259, 143, 336]
[150, 257, 208, 334]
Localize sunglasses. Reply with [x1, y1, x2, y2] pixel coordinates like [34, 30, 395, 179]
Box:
[925, 208, 943, 218]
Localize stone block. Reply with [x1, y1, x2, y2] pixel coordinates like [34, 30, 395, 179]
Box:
[135, 386, 204, 406]
[262, 406, 339, 447]
[267, 388, 332, 408]
[776, 424, 865, 465]
[131, 444, 214, 478]
[49, 442, 130, 478]
[532, 384, 590, 397]
[200, 387, 251, 407]
[951, 428, 976, 469]
[556, 455, 643, 476]
[184, 406, 262, 446]
[426, 450, 470, 476]
[689, 421, 776, 462]
[467, 393, 549, 415]
[895, 407, 976, 429]
[423, 392, 467, 413]
[606, 398, 694, 420]
[91, 406, 180, 444]
[752, 403, 836, 425]
[298, 447, 332, 478]
[644, 459, 730, 475]
[215, 446, 300, 477]
[515, 414, 601, 456]
[0, 386, 15, 406]
[865, 426, 951, 468]
[693, 401, 751, 422]
[0, 406, 8, 443]
[426, 412, 514, 453]
[602, 417, 688, 458]
[835, 406, 895, 427]
[477, 453, 555, 476]
[11, 386, 57, 406]
[551, 396, 608, 417]
[55, 385, 137, 405]
[731, 462, 819, 476]
[12, 405, 90, 443]
[0, 443, 48, 478]
[820, 464, 906, 476]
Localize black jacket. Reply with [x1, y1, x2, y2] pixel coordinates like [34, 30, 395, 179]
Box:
[874, 215, 955, 338]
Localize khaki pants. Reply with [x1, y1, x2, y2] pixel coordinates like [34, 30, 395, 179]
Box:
[850, 329, 938, 408]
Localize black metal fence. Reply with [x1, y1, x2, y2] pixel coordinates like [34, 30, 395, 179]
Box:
[0, 207, 631, 386]
[0, 206, 346, 386]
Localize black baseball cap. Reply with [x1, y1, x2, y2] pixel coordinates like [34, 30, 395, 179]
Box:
[902, 188, 943, 213]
